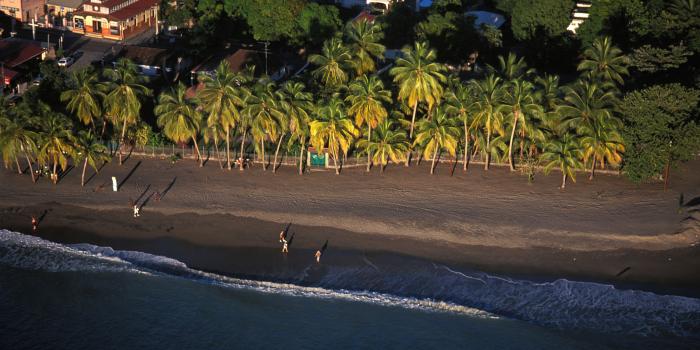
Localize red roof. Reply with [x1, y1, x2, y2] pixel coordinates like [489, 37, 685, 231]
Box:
[0, 39, 45, 68]
[75, 0, 158, 21]
[191, 49, 257, 74]
[109, 0, 158, 21]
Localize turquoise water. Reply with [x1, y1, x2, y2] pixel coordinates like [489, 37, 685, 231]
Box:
[0, 230, 698, 349]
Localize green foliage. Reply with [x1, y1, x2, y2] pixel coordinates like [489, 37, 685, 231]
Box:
[415, 11, 480, 63]
[620, 84, 700, 183]
[508, 0, 574, 41]
[226, 0, 306, 41]
[629, 44, 693, 73]
[293, 3, 341, 46]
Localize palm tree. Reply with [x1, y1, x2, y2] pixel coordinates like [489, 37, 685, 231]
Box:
[281, 81, 314, 175]
[61, 67, 105, 130]
[356, 119, 409, 174]
[346, 75, 391, 172]
[492, 52, 535, 81]
[245, 82, 286, 171]
[309, 98, 357, 175]
[309, 37, 352, 89]
[202, 121, 226, 169]
[0, 116, 38, 181]
[344, 18, 386, 76]
[558, 80, 616, 133]
[389, 41, 447, 139]
[579, 116, 625, 180]
[414, 107, 461, 175]
[577, 36, 629, 86]
[103, 58, 152, 165]
[542, 134, 583, 189]
[198, 61, 245, 170]
[155, 83, 204, 167]
[500, 79, 541, 171]
[445, 82, 477, 171]
[72, 130, 109, 186]
[470, 74, 505, 170]
[37, 114, 74, 184]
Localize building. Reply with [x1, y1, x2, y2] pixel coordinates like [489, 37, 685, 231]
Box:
[46, 0, 83, 28]
[0, 0, 44, 22]
[113, 45, 174, 76]
[567, 2, 592, 34]
[71, 0, 159, 40]
[0, 37, 45, 91]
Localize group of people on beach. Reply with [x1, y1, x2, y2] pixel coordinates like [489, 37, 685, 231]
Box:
[279, 224, 327, 263]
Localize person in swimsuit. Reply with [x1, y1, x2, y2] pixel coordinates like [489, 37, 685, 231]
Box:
[31, 216, 38, 231]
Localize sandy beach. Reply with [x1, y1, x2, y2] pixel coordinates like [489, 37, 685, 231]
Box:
[1, 156, 699, 295]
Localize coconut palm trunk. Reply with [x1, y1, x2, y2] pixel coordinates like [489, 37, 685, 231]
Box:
[273, 134, 284, 173]
[118, 117, 128, 165]
[430, 143, 439, 175]
[81, 157, 88, 186]
[561, 171, 567, 189]
[366, 125, 372, 172]
[261, 139, 267, 171]
[298, 136, 305, 175]
[52, 157, 58, 184]
[25, 153, 36, 183]
[410, 101, 418, 139]
[333, 150, 340, 175]
[463, 120, 469, 171]
[507, 110, 519, 171]
[15, 157, 22, 174]
[484, 127, 491, 170]
[226, 128, 232, 170]
[589, 155, 596, 180]
[192, 136, 203, 167]
[239, 130, 247, 171]
[214, 138, 223, 169]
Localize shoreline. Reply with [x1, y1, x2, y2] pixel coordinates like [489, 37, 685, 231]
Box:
[1, 156, 699, 297]
[2, 202, 699, 297]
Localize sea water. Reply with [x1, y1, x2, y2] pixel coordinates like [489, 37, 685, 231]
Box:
[0, 229, 698, 349]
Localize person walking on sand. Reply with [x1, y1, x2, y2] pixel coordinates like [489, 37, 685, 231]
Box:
[154, 191, 161, 202]
[282, 239, 289, 253]
[133, 205, 140, 218]
[279, 230, 286, 243]
[31, 215, 38, 231]
[315, 240, 328, 263]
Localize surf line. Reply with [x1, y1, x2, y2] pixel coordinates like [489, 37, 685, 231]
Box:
[432, 263, 487, 285]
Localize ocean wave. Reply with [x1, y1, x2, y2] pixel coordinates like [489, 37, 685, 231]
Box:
[312, 260, 700, 338]
[1, 229, 699, 339]
[0, 230, 494, 320]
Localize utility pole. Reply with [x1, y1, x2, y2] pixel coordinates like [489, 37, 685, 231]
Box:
[1, 62, 5, 95]
[264, 41, 269, 76]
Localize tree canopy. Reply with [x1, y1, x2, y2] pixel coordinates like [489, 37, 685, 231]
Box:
[620, 84, 700, 183]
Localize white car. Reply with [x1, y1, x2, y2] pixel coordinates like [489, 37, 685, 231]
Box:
[57, 57, 75, 67]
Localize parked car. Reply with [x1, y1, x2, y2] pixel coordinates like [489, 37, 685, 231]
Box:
[31, 75, 43, 86]
[57, 56, 75, 67]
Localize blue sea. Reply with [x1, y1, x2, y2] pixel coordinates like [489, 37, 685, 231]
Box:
[1, 229, 699, 349]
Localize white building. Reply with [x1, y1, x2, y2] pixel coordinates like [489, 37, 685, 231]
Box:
[567, 1, 592, 33]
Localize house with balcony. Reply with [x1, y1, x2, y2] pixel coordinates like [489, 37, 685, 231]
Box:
[71, 0, 159, 40]
[46, 0, 83, 29]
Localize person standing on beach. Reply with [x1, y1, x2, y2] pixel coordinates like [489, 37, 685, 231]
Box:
[31, 215, 38, 231]
[133, 205, 140, 218]
[315, 240, 328, 263]
[282, 239, 289, 253]
[279, 230, 286, 243]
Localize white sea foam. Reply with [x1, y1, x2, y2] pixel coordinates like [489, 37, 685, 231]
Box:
[0, 230, 495, 320]
[2, 229, 700, 338]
